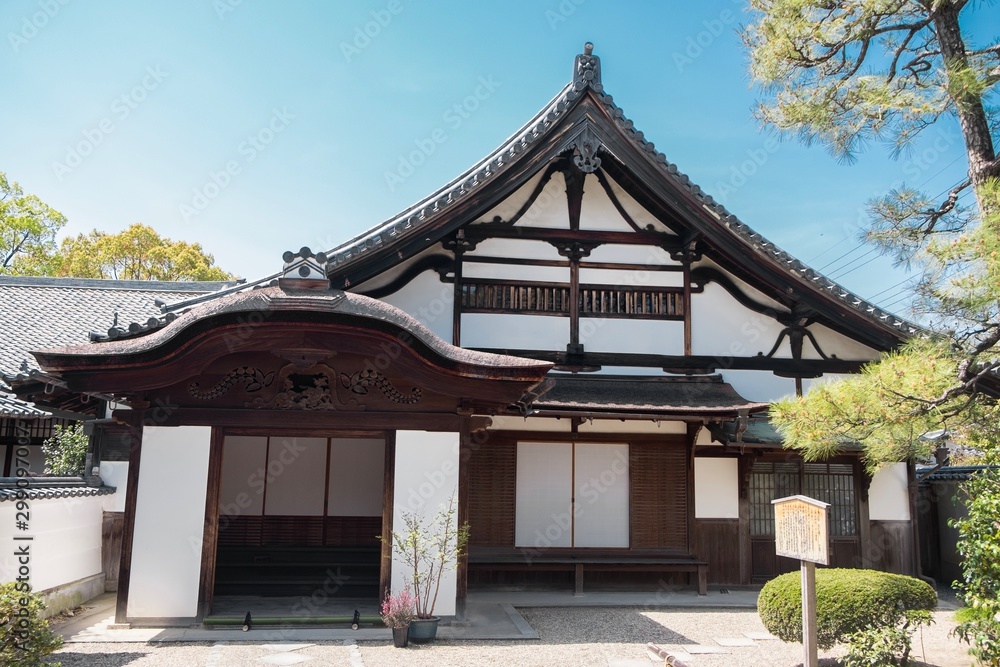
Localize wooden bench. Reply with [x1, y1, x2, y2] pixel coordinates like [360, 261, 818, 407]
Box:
[468, 550, 708, 596]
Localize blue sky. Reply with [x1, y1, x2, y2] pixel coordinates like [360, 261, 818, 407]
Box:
[0, 1, 987, 316]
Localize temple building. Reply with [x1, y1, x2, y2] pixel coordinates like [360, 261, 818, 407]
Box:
[2, 45, 919, 625]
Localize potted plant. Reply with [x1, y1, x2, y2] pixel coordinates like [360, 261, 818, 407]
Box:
[381, 493, 470, 643]
[380, 587, 415, 648]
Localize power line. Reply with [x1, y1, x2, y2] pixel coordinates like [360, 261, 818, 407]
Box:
[817, 244, 870, 273]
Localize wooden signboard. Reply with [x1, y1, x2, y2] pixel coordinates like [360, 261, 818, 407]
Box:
[772, 495, 830, 667]
[772, 494, 830, 565]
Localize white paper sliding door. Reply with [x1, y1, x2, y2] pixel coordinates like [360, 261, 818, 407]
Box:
[515, 443, 572, 547]
[514, 442, 629, 548]
[573, 443, 629, 547]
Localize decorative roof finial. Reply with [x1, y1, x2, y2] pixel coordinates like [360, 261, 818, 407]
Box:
[573, 42, 602, 92]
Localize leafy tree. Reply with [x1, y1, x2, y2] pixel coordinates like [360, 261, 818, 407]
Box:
[0, 171, 67, 275]
[744, 2, 999, 660]
[54, 223, 235, 281]
[41, 423, 89, 476]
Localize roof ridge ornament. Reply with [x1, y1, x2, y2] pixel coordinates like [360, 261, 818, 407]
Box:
[280, 247, 330, 290]
[573, 42, 602, 92]
[571, 125, 602, 173]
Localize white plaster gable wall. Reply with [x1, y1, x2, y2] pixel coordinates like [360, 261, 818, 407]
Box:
[465, 237, 564, 264]
[581, 318, 685, 356]
[586, 173, 674, 233]
[380, 270, 454, 343]
[350, 247, 445, 295]
[477, 170, 567, 229]
[392, 430, 459, 617]
[694, 458, 739, 519]
[718, 369, 797, 404]
[802, 322, 881, 361]
[869, 463, 911, 521]
[577, 174, 645, 233]
[586, 243, 677, 265]
[461, 313, 568, 350]
[0, 494, 104, 593]
[127, 425, 211, 620]
[691, 281, 790, 358]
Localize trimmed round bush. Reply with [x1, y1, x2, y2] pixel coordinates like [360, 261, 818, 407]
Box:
[0, 582, 63, 666]
[757, 568, 937, 649]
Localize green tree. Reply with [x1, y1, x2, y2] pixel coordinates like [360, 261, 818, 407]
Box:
[41, 423, 89, 477]
[54, 223, 235, 281]
[744, 1, 999, 660]
[0, 171, 67, 275]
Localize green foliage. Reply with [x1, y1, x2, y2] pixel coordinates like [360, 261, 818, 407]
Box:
[951, 465, 1000, 666]
[41, 423, 89, 477]
[0, 171, 67, 275]
[757, 568, 936, 650]
[380, 493, 469, 619]
[0, 582, 63, 667]
[843, 610, 933, 666]
[53, 223, 235, 281]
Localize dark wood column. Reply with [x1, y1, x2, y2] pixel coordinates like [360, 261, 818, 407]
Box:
[197, 428, 224, 621]
[114, 407, 145, 624]
[456, 412, 472, 619]
[379, 431, 396, 602]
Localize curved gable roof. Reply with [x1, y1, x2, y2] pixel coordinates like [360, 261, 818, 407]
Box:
[320, 44, 919, 351]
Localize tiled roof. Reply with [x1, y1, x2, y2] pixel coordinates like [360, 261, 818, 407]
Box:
[321, 45, 919, 340]
[0, 393, 51, 418]
[527, 374, 769, 417]
[0, 276, 240, 378]
[918, 465, 996, 482]
[0, 480, 116, 502]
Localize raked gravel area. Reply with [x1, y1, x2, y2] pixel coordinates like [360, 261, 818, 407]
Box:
[49, 607, 973, 667]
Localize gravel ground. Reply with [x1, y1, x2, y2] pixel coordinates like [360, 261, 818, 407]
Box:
[48, 607, 974, 666]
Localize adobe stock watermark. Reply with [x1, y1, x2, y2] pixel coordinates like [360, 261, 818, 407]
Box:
[384, 75, 501, 192]
[179, 107, 294, 223]
[51, 66, 168, 181]
[213, 0, 246, 21]
[545, 0, 587, 30]
[672, 5, 738, 73]
[7, 0, 71, 53]
[340, 0, 407, 62]
[712, 135, 781, 204]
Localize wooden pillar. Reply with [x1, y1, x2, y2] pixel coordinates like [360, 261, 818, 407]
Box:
[738, 454, 753, 585]
[682, 256, 692, 356]
[379, 431, 396, 603]
[456, 413, 472, 619]
[114, 407, 145, 624]
[196, 428, 224, 621]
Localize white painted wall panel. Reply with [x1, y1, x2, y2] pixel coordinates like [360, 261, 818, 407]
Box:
[465, 238, 564, 262]
[694, 458, 739, 519]
[462, 313, 568, 350]
[586, 244, 677, 265]
[380, 271, 454, 343]
[392, 430, 459, 617]
[691, 282, 789, 358]
[0, 494, 105, 593]
[579, 267, 684, 287]
[573, 444, 629, 547]
[869, 463, 911, 521]
[128, 425, 210, 620]
[803, 323, 881, 361]
[218, 436, 267, 516]
[264, 437, 327, 516]
[515, 442, 572, 548]
[463, 262, 568, 283]
[328, 438, 384, 516]
[477, 170, 567, 229]
[579, 178, 642, 233]
[720, 369, 797, 404]
[582, 318, 685, 355]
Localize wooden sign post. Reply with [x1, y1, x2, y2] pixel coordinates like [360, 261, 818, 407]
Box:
[772, 495, 830, 667]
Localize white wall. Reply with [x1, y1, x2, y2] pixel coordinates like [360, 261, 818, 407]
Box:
[392, 430, 459, 617]
[462, 313, 568, 350]
[127, 425, 211, 620]
[869, 463, 911, 521]
[694, 458, 739, 519]
[477, 169, 567, 228]
[691, 281, 789, 358]
[0, 493, 105, 593]
[380, 270, 454, 343]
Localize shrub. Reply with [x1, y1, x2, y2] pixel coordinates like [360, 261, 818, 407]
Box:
[41, 423, 88, 476]
[842, 609, 932, 666]
[0, 582, 63, 666]
[757, 568, 937, 650]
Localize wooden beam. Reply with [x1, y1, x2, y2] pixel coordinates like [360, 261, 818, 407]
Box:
[113, 408, 492, 433]
[456, 414, 471, 619]
[115, 410, 144, 624]
[464, 224, 681, 250]
[196, 428, 223, 621]
[379, 431, 396, 603]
